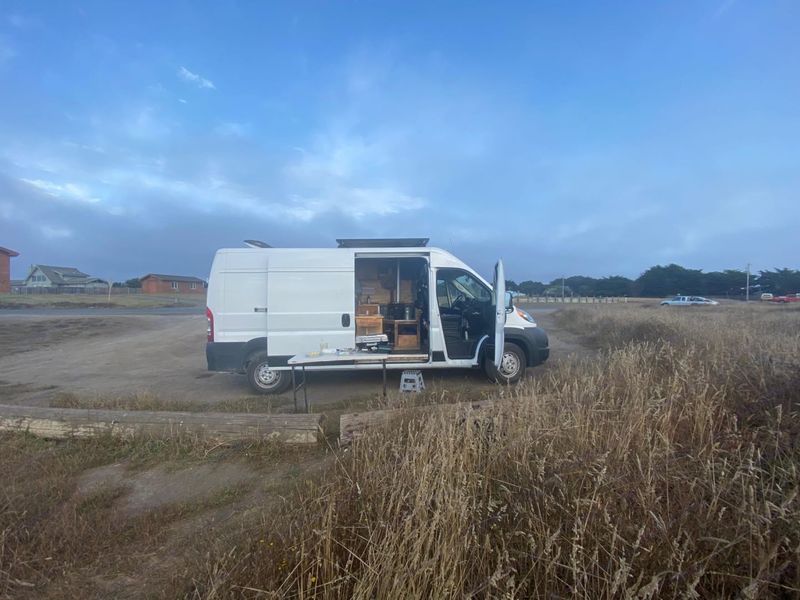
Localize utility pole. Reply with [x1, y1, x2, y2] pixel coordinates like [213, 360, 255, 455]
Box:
[745, 263, 751, 302]
[561, 276, 565, 301]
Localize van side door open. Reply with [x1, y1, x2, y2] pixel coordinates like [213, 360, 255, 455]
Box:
[493, 259, 506, 369]
[435, 266, 498, 361]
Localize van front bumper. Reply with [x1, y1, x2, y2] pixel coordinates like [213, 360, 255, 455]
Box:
[525, 326, 549, 366]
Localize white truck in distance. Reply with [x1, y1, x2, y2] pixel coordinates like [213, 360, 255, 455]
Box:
[205, 239, 549, 394]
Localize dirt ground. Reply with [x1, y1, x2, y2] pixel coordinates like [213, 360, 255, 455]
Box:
[0, 292, 205, 309]
[0, 306, 595, 598]
[0, 307, 582, 410]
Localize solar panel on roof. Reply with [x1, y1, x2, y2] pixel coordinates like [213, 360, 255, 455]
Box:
[336, 238, 429, 248]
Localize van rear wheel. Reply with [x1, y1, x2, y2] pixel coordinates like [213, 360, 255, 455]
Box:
[484, 342, 526, 384]
[246, 352, 291, 394]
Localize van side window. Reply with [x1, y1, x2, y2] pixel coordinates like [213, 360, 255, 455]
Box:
[436, 269, 491, 308]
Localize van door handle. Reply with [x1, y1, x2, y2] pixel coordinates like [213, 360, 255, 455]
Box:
[254, 307, 268, 313]
[341, 313, 350, 327]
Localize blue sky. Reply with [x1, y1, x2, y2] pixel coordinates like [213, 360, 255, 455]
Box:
[1, 0, 798, 282]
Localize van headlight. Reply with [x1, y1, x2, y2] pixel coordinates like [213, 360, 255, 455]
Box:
[516, 308, 536, 324]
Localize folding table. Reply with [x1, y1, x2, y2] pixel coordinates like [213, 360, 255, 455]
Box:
[287, 351, 391, 413]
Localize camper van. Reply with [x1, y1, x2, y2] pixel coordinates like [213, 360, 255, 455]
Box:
[205, 238, 549, 394]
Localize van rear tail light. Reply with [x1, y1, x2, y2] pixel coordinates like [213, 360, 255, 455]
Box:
[206, 307, 214, 342]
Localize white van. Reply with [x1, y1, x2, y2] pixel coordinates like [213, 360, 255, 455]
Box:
[205, 238, 549, 394]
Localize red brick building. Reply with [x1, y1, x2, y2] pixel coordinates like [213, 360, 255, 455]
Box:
[140, 273, 206, 294]
[0, 247, 19, 293]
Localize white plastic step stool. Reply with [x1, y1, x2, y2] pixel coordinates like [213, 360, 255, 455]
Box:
[399, 370, 425, 393]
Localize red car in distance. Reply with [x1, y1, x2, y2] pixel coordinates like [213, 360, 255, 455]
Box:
[769, 293, 800, 303]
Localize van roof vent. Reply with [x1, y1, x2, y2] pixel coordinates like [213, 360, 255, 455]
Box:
[244, 240, 272, 248]
[336, 238, 429, 248]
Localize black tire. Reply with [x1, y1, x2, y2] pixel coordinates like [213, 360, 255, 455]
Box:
[484, 342, 526, 384]
[246, 351, 291, 395]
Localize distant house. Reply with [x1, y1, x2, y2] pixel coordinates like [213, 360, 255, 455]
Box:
[23, 265, 107, 290]
[140, 274, 206, 294]
[0, 247, 19, 293]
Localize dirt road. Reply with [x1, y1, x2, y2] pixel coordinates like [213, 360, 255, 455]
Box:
[0, 307, 581, 409]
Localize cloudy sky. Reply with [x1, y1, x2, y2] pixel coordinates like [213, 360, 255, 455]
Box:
[1, 1, 798, 283]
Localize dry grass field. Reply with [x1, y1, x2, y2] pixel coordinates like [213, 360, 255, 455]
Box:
[186, 303, 800, 598]
[1, 303, 798, 598]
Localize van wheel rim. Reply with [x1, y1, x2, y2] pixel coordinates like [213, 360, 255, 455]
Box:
[500, 352, 520, 377]
[256, 364, 278, 386]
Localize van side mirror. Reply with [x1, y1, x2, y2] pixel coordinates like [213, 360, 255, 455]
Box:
[504, 291, 513, 310]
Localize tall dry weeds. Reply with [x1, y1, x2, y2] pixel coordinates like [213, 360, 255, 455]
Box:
[188, 304, 800, 598]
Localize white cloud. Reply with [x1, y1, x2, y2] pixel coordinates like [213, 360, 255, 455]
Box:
[284, 133, 425, 220]
[125, 106, 171, 139]
[552, 218, 598, 242]
[177, 66, 215, 90]
[62, 140, 107, 154]
[40, 225, 73, 239]
[286, 186, 424, 221]
[215, 121, 249, 137]
[0, 36, 16, 63]
[8, 14, 36, 28]
[714, 0, 737, 19]
[0, 201, 17, 220]
[21, 178, 102, 204]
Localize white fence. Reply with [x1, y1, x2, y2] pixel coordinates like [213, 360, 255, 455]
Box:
[516, 295, 626, 304]
[10, 286, 143, 295]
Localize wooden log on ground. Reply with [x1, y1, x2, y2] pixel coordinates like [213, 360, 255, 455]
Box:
[0, 404, 322, 444]
[340, 399, 495, 445]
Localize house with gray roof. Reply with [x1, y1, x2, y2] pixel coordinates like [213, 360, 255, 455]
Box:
[23, 265, 107, 289]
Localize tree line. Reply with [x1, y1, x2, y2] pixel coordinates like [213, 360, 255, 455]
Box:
[506, 265, 800, 298]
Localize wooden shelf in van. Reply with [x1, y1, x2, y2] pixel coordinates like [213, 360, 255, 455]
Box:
[355, 315, 384, 336]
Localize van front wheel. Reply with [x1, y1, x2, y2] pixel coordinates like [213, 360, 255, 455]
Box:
[484, 342, 526, 384]
[246, 352, 291, 394]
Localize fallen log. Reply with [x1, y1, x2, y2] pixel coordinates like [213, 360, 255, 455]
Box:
[340, 399, 495, 445]
[0, 404, 322, 444]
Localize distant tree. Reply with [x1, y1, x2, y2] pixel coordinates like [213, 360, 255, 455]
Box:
[757, 268, 800, 295]
[595, 275, 634, 296]
[563, 276, 598, 296]
[517, 280, 545, 296]
[510, 265, 799, 299]
[505, 279, 519, 292]
[703, 270, 747, 297]
[113, 278, 142, 288]
[544, 284, 572, 297]
[635, 264, 704, 297]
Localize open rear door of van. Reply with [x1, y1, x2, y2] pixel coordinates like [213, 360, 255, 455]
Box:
[493, 259, 506, 369]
